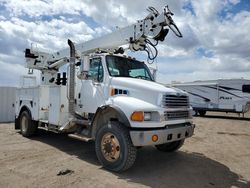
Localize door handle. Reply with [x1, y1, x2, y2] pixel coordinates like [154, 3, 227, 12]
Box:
[93, 82, 101, 86]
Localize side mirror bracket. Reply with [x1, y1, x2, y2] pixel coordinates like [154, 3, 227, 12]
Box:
[77, 56, 90, 80]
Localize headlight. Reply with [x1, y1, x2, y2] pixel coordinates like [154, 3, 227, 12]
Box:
[144, 112, 152, 121]
[131, 111, 159, 122]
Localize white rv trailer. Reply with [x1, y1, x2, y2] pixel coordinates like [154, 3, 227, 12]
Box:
[173, 79, 250, 116]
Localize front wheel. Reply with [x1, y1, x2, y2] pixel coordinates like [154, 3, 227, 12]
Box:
[95, 122, 137, 172]
[155, 139, 184, 152]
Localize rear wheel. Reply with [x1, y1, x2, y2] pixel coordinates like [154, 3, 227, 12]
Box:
[198, 110, 206, 116]
[20, 111, 37, 137]
[95, 121, 137, 172]
[155, 139, 184, 152]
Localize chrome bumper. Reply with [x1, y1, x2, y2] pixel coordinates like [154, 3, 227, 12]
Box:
[130, 124, 195, 146]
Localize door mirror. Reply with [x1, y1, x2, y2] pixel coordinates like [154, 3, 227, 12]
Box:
[78, 56, 90, 80]
[80, 56, 90, 73]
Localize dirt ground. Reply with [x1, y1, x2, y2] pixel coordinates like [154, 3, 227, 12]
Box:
[0, 112, 250, 188]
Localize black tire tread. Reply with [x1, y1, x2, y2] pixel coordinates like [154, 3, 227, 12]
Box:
[198, 110, 206, 116]
[20, 111, 37, 137]
[117, 123, 137, 171]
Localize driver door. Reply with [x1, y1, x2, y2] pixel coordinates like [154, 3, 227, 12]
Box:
[81, 57, 105, 113]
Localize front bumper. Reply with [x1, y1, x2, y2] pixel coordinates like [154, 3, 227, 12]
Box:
[130, 123, 195, 146]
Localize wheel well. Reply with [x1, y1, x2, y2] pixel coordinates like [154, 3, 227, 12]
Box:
[19, 106, 32, 119]
[91, 106, 130, 139]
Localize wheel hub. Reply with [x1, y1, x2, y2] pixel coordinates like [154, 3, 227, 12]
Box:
[103, 143, 113, 153]
[101, 133, 120, 162]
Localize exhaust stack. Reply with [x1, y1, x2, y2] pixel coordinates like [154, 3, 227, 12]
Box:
[68, 39, 75, 115]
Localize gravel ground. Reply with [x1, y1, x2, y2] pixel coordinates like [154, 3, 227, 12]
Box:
[0, 112, 249, 188]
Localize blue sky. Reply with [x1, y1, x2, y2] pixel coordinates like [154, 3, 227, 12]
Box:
[0, 0, 250, 86]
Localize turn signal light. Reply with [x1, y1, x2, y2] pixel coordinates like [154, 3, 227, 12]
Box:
[152, 135, 158, 142]
[131, 111, 144, 121]
[110, 88, 115, 96]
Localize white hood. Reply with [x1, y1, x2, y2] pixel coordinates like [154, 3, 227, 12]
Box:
[110, 77, 187, 105]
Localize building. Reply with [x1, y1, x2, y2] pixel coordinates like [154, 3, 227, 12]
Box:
[0, 87, 16, 122]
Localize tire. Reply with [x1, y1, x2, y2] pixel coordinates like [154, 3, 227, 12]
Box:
[95, 121, 137, 172]
[198, 110, 206, 116]
[20, 111, 37, 137]
[155, 139, 184, 152]
[194, 110, 198, 116]
[15, 117, 20, 130]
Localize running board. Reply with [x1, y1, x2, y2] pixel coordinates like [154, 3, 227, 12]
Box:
[68, 133, 93, 142]
[59, 118, 90, 132]
[40, 119, 49, 124]
[39, 126, 59, 133]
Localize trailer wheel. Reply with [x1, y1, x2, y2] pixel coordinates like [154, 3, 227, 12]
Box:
[95, 121, 137, 172]
[155, 139, 184, 152]
[198, 110, 206, 116]
[20, 111, 37, 137]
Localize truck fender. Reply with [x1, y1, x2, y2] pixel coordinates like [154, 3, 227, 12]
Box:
[91, 105, 131, 139]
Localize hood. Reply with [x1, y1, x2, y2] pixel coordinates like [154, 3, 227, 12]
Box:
[110, 77, 187, 105]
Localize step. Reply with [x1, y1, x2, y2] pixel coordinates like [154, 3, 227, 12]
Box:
[73, 119, 90, 127]
[68, 133, 93, 142]
[40, 119, 49, 124]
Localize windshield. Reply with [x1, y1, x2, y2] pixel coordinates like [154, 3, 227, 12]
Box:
[106, 55, 153, 81]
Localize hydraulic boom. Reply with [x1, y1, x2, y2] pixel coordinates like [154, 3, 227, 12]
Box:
[25, 6, 182, 71]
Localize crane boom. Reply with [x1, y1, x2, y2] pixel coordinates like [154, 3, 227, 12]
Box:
[25, 6, 182, 71]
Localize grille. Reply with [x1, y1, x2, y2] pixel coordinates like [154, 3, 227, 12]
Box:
[162, 94, 189, 108]
[164, 111, 189, 120]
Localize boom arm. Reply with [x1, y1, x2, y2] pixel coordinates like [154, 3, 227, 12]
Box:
[25, 6, 182, 71]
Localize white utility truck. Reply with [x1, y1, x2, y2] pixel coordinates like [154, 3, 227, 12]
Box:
[173, 79, 250, 117]
[15, 6, 195, 171]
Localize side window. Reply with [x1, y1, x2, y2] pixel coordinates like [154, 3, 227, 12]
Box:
[88, 58, 103, 82]
[107, 57, 120, 76]
[129, 68, 147, 77]
[242, 85, 250, 93]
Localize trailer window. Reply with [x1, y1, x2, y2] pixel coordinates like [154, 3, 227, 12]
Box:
[242, 85, 250, 93]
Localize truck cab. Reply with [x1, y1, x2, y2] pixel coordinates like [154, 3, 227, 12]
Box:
[77, 54, 192, 124]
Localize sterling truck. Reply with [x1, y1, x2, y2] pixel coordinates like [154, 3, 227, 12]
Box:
[15, 6, 195, 171]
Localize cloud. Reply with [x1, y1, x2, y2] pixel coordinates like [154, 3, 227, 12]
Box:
[0, 60, 27, 86]
[0, 0, 249, 86]
[155, 0, 250, 83]
[1, 0, 185, 26]
[0, 1, 113, 85]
